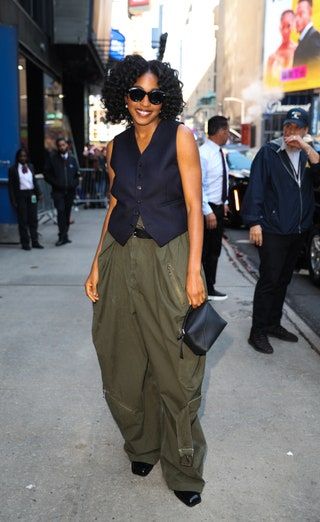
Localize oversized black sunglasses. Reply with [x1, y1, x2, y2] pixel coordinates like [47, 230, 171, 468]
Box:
[127, 87, 165, 105]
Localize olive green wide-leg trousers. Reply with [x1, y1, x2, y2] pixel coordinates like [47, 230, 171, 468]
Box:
[92, 232, 207, 492]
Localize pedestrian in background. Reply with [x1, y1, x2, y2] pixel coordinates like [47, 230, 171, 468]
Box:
[241, 108, 320, 354]
[199, 115, 229, 301]
[8, 148, 44, 251]
[85, 54, 207, 507]
[44, 137, 79, 246]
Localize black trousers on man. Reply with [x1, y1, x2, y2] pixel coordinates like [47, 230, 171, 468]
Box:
[202, 203, 224, 294]
[16, 190, 39, 247]
[252, 231, 308, 331]
[52, 189, 75, 240]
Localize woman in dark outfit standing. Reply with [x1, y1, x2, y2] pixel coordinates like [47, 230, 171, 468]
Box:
[8, 148, 43, 250]
[85, 55, 207, 507]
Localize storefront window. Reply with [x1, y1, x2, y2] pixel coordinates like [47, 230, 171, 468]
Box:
[19, 56, 28, 148]
[44, 74, 72, 152]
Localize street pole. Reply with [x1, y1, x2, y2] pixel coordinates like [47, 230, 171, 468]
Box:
[223, 97, 245, 123]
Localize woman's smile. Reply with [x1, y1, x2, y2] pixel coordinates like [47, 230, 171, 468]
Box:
[135, 108, 153, 119]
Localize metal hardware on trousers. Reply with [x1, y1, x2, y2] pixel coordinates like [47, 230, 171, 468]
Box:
[74, 168, 108, 208]
[35, 174, 56, 224]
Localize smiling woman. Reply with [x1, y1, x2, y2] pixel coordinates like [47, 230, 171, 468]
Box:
[101, 54, 184, 124]
[85, 54, 209, 508]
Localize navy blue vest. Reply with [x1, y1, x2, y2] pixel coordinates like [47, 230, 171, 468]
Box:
[108, 119, 188, 247]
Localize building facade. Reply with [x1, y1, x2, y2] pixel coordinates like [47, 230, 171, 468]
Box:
[215, 0, 265, 146]
[0, 0, 111, 237]
[215, 0, 320, 146]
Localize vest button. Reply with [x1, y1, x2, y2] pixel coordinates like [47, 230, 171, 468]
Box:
[137, 185, 142, 190]
[137, 199, 141, 204]
[133, 210, 139, 215]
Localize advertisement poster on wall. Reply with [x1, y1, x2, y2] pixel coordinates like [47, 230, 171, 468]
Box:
[264, 0, 320, 92]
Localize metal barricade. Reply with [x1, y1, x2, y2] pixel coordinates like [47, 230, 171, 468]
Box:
[75, 168, 108, 208]
[35, 174, 56, 224]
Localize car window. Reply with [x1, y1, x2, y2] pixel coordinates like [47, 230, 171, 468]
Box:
[226, 151, 252, 170]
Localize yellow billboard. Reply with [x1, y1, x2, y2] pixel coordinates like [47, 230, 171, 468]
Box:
[264, 0, 320, 92]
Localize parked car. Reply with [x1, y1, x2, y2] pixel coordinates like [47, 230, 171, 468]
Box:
[223, 144, 254, 227]
[292, 138, 320, 286]
[296, 180, 320, 287]
[307, 141, 320, 285]
[222, 140, 320, 286]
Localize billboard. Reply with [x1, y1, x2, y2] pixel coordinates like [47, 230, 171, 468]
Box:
[264, 0, 320, 92]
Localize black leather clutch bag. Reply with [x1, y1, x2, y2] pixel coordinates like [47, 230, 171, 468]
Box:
[179, 301, 227, 356]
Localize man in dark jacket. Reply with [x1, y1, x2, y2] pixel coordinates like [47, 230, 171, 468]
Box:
[45, 138, 79, 246]
[241, 108, 320, 354]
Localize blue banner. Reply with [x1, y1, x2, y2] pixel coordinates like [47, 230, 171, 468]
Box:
[109, 29, 125, 61]
[0, 24, 19, 225]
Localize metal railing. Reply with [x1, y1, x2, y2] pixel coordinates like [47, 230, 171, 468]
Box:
[35, 174, 56, 224]
[1, 170, 107, 228]
[75, 168, 108, 208]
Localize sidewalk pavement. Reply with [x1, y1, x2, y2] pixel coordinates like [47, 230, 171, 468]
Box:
[1, 209, 320, 522]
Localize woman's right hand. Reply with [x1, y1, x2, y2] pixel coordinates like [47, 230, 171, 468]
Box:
[85, 263, 99, 303]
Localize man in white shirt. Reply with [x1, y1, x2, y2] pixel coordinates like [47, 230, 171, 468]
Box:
[199, 116, 229, 300]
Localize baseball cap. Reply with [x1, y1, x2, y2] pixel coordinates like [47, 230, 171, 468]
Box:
[283, 107, 309, 128]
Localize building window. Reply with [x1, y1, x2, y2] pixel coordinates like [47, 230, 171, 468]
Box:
[17, 0, 53, 36]
[44, 74, 72, 151]
[18, 56, 28, 149]
[17, 0, 32, 14]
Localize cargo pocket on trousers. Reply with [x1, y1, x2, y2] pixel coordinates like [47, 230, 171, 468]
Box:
[176, 395, 202, 467]
[167, 263, 188, 307]
[178, 346, 203, 391]
[104, 389, 142, 433]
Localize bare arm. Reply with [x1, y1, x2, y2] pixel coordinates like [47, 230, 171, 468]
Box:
[85, 141, 117, 302]
[284, 134, 320, 164]
[304, 145, 320, 165]
[177, 125, 206, 307]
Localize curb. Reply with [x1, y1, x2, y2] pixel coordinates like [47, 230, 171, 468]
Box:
[222, 236, 320, 356]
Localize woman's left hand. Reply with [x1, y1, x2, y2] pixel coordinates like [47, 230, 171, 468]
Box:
[186, 272, 206, 308]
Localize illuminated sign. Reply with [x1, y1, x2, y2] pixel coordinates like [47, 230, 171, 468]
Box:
[128, 0, 149, 6]
[128, 0, 150, 16]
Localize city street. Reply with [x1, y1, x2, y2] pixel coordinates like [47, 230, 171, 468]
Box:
[2, 1, 320, 519]
[225, 225, 320, 342]
[1, 208, 320, 522]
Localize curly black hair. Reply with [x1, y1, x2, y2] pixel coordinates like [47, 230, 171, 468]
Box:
[102, 55, 185, 124]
